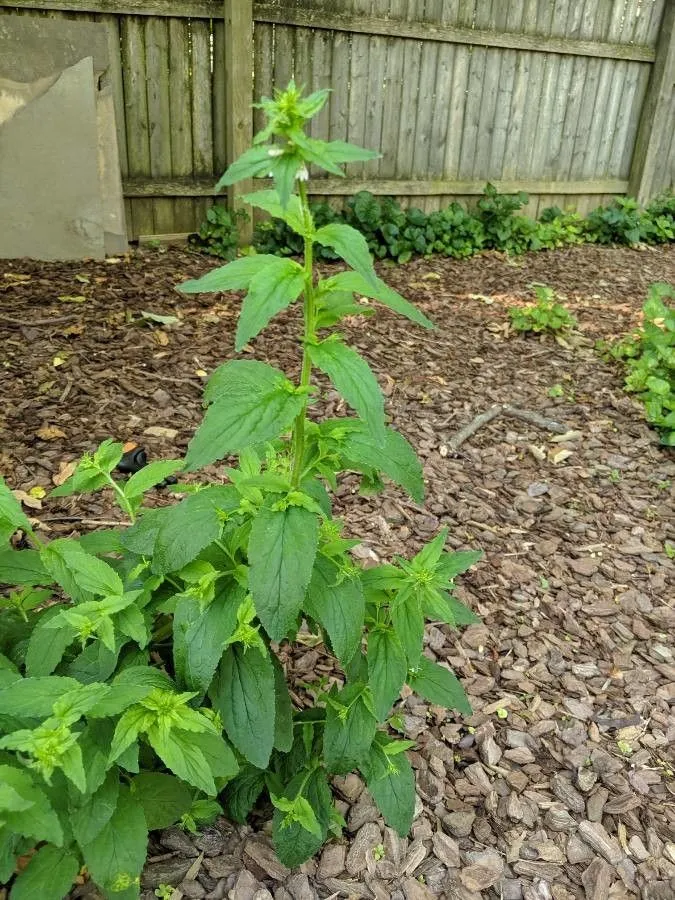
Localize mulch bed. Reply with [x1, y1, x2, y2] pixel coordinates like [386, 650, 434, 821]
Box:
[1, 243, 674, 900]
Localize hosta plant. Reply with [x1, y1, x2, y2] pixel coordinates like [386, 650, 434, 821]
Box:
[0, 82, 482, 898]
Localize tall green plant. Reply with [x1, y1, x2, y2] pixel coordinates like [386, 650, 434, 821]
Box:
[0, 82, 481, 897]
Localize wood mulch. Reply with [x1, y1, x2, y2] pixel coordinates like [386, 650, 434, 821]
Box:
[1, 243, 674, 900]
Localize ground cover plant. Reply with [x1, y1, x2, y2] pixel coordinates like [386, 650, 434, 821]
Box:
[0, 83, 483, 899]
[199, 182, 675, 262]
[604, 282, 675, 446]
[508, 283, 578, 335]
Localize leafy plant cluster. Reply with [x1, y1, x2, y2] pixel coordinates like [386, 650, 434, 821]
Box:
[189, 205, 249, 260]
[197, 180, 675, 263]
[508, 283, 578, 335]
[0, 82, 482, 899]
[604, 282, 675, 446]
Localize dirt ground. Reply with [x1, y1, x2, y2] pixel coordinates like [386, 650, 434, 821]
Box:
[1, 244, 674, 900]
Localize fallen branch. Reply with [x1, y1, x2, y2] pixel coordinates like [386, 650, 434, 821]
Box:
[445, 404, 568, 452]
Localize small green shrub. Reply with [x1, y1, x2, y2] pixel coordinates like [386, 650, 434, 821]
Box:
[609, 282, 675, 445]
[0, 82, 482, 898]
[475, 183, 540, 253]
[537, 207, 587, 249]
[642, 192, 675, 244]
[189, 204, 249, 260]
[509, 283, 578, 334]
[585, 197, 644, 245]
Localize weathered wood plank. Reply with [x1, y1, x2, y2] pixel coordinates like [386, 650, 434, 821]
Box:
[377, 0, 406, 178]
[122, 176, 629, 197]
[254, 2, 656, 62]
[7, 0, 220, 17]
[224, 0, 253, 240]
[191, 18, 214, 230]
[121, 14, 153, 237]
[168, 17, 194, 233]
[145, 16, 173, 233]
[628, 1, 674, 201]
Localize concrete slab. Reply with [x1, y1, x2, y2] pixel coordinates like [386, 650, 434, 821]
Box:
[0, 14, 109, 81]
[0, 57, 105, 260]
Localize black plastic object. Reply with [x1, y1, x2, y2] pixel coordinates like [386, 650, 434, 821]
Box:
[115, 446, 177, 487]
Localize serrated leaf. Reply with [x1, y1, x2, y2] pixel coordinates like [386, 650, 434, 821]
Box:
[303, 555, 364, 667]
[0, 675, 79, 718]
[273, 767, 333, 868]
[309, 340, 385, 445]
[0, 475, 33, 543]
[436, 550, 483, 581]
[0, 765, 63, 845]
[323, 419, 424, 502]
[130, 772, 193, 830]
[314, 223, 377, 286]
[10, 844, 80, 900]
[173, 583, 242, 695]
[25, 606, 75, 676]
[178, 254, 280, 294]
[361, 739, 415, 837]
[236, 258, 305, 350]
[423, 590, 481, 628]
[40, 539, 122, 596]
[215, 145, 277, 190]
[148, 726, 217, 796]
[81, 787, 147, 893]
[0, 547, 49, 585]
[124, 460, 184, 499]
[190, 730, 239, 784]
[212, 645, 275, 769]
[248, 505, 319, 641]
[320, 139, 381, 165]
[224, 765, 266, 823]
[272, 653, 294, 752]
[241, 189, 307, 234]
[367, 627, 407, 721]
[391, 592, 424, 667]
[72, 769, 119, 845]
[407, 655, 472, 716]
[185, 362, 305, 471]
[322, 270, 433, 329]
[323, 683, 377, 774]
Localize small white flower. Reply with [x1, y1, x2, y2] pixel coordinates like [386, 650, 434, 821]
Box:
[268, 147, 284, 157]
[296, 166, 309, 182]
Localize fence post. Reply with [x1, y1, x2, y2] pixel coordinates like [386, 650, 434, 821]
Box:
[627, 1, 675, 204]
[223, 0, 253, 243]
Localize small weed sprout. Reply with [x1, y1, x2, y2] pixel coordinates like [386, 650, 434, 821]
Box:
[509, 284, 578, 335]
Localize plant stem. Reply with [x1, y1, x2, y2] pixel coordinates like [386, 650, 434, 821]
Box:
[290, 181, 316, 488]
[106, 474, 136, 524]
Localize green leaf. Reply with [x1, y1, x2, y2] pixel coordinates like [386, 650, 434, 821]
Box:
[65, 640, 119, 684]
[303, 555, 364, 667]
[185, 362, 305, 470]
[361, 738, 415, 837]
[236, 257, 305, 350]
[0, 675, 79, 718]
[0, 765, 63, 845]
[173, 583, 242, 695]
[0, 475, 33, 544]
[309, 340, 386, 445]
[248, 505, 319, 641]
[10, 844, 80, 900]
[81, 787, 147, 894]
[423, 590, 481, 628]
[224, 765, 266, 823]
[147, 726, 217, 796]
[367, 627, 407, 721]
[322, 270, 434, 329]
[323, 419, 424, 502]
[189, 730, 239, 784]
[215, 145, 277, 190]
[124, 460, 184, 499]
[40, 539, 123, 597]
[436, 550, 484, 581]
[25, 606, 75, 676]
[407, 655, 472, 716]
[323, 683, 378, 774]
[178, 254, 281, 295]
[391, 592, 424, 667]
[0, 547, 49, 585]
[314, 223, 377, 286]
[241, 189, 307, 234]
[132, 488, 235, 575]
[320, 140, 380, 166]
[72, 769, 120, 845]
[272, 653, 294, 752]
[272, 767, 333, 868]
[212, 645, 275, 769]
[130, 773, 193, 830]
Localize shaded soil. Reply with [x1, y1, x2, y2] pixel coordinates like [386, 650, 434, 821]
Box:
[1, 244, 674, 900]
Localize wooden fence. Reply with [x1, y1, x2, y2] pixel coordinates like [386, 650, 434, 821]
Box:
[2, 0, 674, 239]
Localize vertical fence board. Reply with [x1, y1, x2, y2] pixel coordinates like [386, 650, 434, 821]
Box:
[121, 14, 153, 237]
[191, 18, 213, 228]
[145, 16, 173, 233]
[167, 17, 194, 232]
